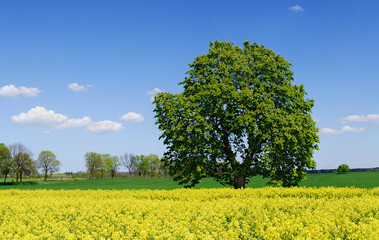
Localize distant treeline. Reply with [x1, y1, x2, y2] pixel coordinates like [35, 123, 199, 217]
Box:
[307, 167, 379, 174]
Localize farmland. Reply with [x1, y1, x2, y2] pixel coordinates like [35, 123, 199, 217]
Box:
[0, 187, 378, 239]
[0, 171, 378, 190]
[1, 172, 378, 239]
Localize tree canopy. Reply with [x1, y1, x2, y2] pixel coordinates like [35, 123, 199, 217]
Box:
[0, 143, 12, 183]
[104, 155, 120, 178]
[37, 150, 61, 181]
[337, 164, 349, 174]
[154, 41, 319, 188]
[9, 143, 34, 182]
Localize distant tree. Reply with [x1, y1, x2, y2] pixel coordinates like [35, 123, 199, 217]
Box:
[75, 171, 86, 178]
[121, 153, 137, 176]
[100, 154, 111, 178]
[159, 157, 170, 178]
[147, 154, 161, 178]
[337, 164, 349, 174]
[105, 155, 120, 178]
[0, 143, 12, 183]
[26, 157, 37, 178]
[9, 143, 33, 183]
[37, 151, 61, 181]
[135, 155, 150, 178]
[85, 152, 103, 179]
[16, 152, 34, 182]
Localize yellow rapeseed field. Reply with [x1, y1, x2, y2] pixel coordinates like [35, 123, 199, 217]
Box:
[0, 187, 378, 239]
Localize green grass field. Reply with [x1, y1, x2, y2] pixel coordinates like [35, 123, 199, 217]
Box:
[0, 171, 378, 190]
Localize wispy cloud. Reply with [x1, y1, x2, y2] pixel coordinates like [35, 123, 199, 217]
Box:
[120, 112, 144, 122]
[0, 84, 41, 98]
[147, 88, 164, 101]
[321, 125, 365, 135]
[11, 106, 124, 133]
[288, 5, 304, 12]
[68, 83, 93, 92]
[340, 114, 379, 124]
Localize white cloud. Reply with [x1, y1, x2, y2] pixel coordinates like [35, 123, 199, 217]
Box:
[12, 106, 125, 133]
[11, 106, 92, 130]
[55, 116, 93, 129]
[147, 88, 164, 101]
[11, 106, 68, 126]
[0, 84, 42, 97]
[120, 112, 144, 122]
[340, 114, 379, 124]
[288, 5, 304, 12]
[68, 83, 93, 92]
[321, 125, 365, 135]
[87, 120, 124, 133]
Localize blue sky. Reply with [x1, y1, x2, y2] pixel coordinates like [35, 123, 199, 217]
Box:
[1, 1, 378, 172]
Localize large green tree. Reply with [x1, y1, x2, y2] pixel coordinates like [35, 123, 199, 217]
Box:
[0, 143, 12, 183]
[154, 41, 319, 188]
[37, 150, 61, 181]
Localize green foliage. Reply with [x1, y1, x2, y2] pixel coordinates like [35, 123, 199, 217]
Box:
[16, 152, 35, 178]
[8, 143, 34, 182]
[0, 143, 12, 182]
[135, 155, 150, 177]
[37, 151, 61, 181]
[85, 152, 104, 179]
[146, 154, 161, 178]
[85, 152, 163, 179]
[337, 164, 349, 174]
[154, 41, 319, 188]
[104, 155, 120, 178]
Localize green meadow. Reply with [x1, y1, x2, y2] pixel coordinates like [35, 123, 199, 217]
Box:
[0, 171, 378, 190]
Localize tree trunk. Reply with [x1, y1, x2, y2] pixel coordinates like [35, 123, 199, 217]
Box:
[234, 175, 246, 189]
[20, 171, 23, 182]
[4, 174, 7, 183]
[44, 169, 48, 181]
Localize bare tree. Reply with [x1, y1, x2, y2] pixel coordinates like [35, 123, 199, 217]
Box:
[9, 143, 33, 183]
[120, 153, 137, 176]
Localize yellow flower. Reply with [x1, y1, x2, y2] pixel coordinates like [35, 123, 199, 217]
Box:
[0, 187, 377, 239]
